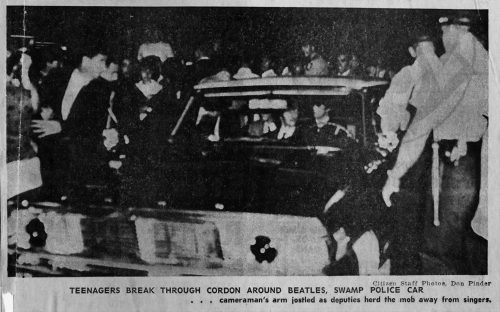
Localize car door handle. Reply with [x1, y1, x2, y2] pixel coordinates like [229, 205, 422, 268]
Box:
[250, 157, 282, 165]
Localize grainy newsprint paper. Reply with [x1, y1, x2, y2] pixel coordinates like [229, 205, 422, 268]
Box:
[1, 0, 499, 311]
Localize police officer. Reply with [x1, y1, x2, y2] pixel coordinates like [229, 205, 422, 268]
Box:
[380, 14, 488, 274]
[431, 13, 487, 274]
[301, 42, 329, 76]
[377, 33, 442, 274]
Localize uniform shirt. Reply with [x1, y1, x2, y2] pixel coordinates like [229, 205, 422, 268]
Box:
[378, 32, 487, 180]
[303, 119, 351, 147]
[434, 32, 488, 142]
[376, 53, 442, 179]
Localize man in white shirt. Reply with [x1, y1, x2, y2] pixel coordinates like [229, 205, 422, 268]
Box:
[31, 45, 109, 200]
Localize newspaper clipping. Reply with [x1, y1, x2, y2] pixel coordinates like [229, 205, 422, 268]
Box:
[1, 0, 499, 311]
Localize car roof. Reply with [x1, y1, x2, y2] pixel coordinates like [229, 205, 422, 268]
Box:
[194, 76, 389, 97]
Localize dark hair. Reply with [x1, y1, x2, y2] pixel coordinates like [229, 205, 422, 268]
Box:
[71, 43, 107, 67]
[105, 56, 118, 67]
[139, 56, 162, 80]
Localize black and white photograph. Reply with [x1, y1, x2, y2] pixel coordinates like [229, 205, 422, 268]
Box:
[4, 3, 489, 281]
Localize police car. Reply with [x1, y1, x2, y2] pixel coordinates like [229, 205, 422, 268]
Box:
[8, 76, 390, 276]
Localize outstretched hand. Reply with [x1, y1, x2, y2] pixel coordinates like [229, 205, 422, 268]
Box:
[31, 120, 62, 138]
[382, 173, 400, 207]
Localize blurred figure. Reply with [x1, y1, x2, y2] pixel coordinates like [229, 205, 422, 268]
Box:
[301, 42, 329, 76]
[189, 43, 217, 85]
[137, 27, 174, 63]
[290, 60, 305, 76]
[115, 56, 181, 206]
[6, 51, 42, 198]
[366, 64, 377, 77]
[120, 58, 133, 80]
[266, 103, 301, 142]
[281, 58, 304, 76]
[210, 38, 224, 71]
[32, 47, 62, 87]
[31, 45, 110, 201]
[349, 54, 364, 77]
[336, 53, 351, 76]
[247, 113, 277, 137]
[377, 34, 441, 275]
[233, 54, 259, 79]
[374, 56, 387, 79]
[260, 55, 277, 77]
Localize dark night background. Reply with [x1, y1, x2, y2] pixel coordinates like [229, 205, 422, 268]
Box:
[7, 7, 487, 70]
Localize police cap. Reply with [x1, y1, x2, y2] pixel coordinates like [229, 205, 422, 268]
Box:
[438, 14, 472, 27]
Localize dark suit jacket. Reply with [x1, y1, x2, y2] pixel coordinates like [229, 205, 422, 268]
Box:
[38, 70, 111, 187]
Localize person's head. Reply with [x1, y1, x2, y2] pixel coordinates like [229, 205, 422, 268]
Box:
[349, 54, 361, 72]
[366, 65, 377, 77]
[408, 35, 436, 59]
[313, 103, 329, 119]
[260, 55, 274, 73]
[120, 58, 132, 77]
[238, 53, 253, 69]
[291, 59, 304, 76]
[337, 53, 349, 73]
[143, 27, 162, 43]
[439, 15, 472, 52]
[139, 55, 162, 83]
[212, 39, 222, 54]
[77, 45, 108, 79]
[282, 104, 299, 127]
[387, 68, 397, 80]
[100, 57, 119, 82]
[261, 113, 272, 122]
[301, 43, 316, 58]
[194, 43, 211, 60]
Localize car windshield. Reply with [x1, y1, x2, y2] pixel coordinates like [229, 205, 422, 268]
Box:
[191, 77, 389, 147]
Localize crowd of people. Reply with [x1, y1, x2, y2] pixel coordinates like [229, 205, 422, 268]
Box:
[6, 12, 488, 276]
[6, 26, 394, 203]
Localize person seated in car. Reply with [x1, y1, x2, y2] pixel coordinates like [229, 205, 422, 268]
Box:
[247, 112, 277, 137]
[265, 103, 301, 143]
[303, 102, 353, 148]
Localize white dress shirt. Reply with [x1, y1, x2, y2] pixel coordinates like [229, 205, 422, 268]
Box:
[61, 69, 92, 120]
